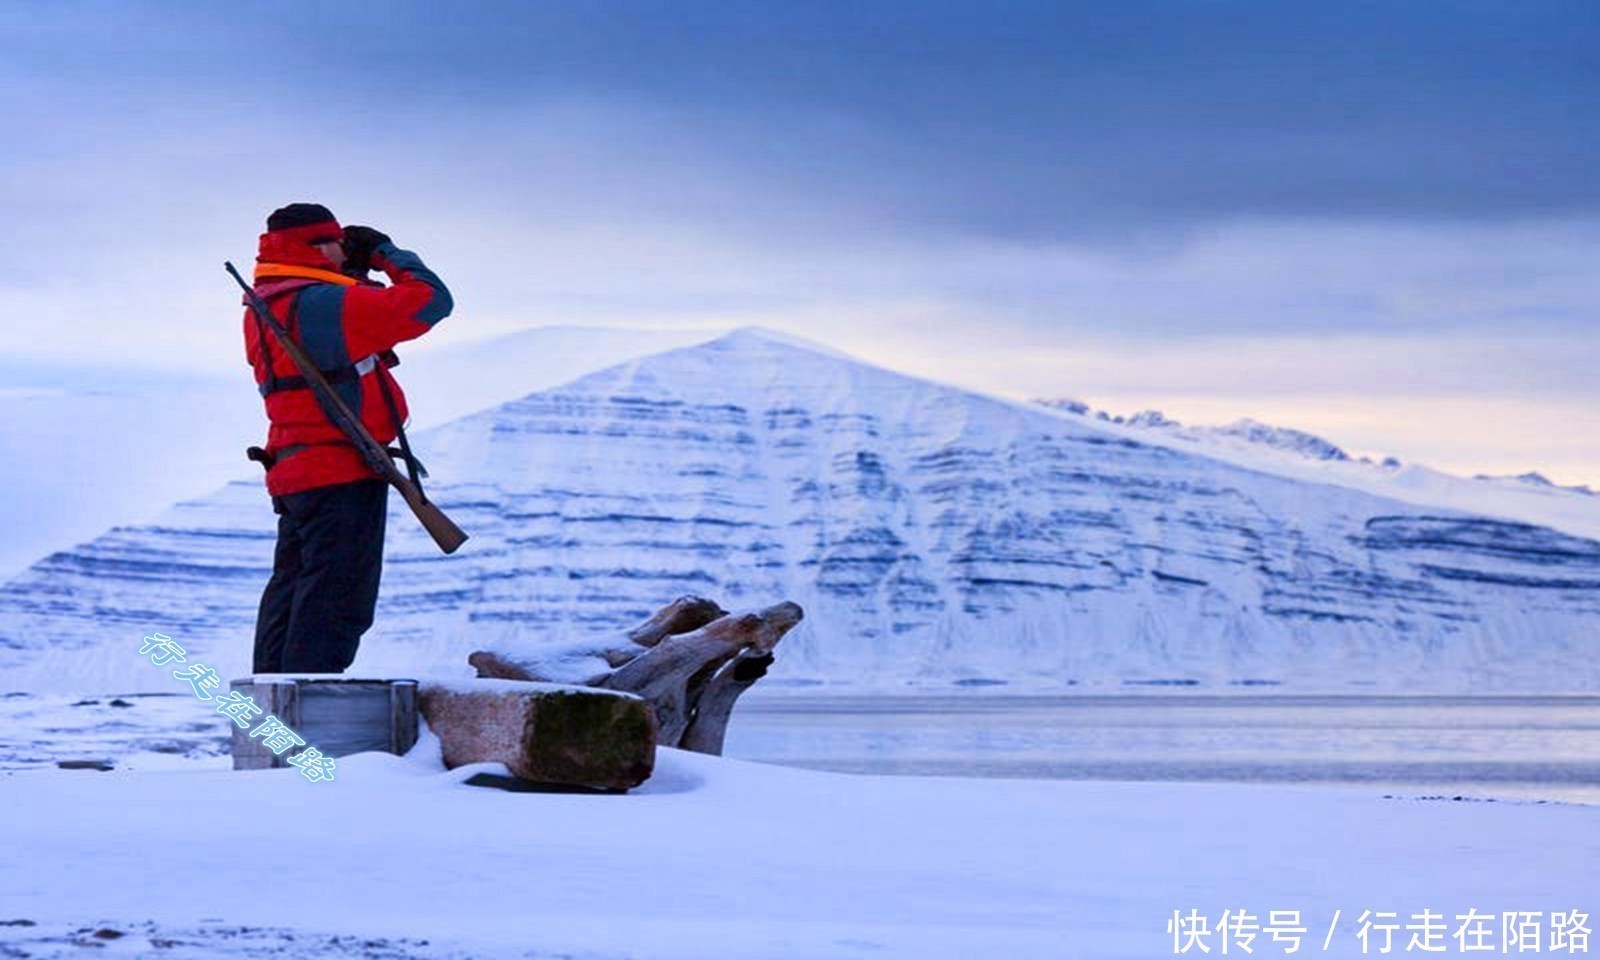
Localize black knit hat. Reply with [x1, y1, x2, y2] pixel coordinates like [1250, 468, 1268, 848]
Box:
[267, 202, 338, 232]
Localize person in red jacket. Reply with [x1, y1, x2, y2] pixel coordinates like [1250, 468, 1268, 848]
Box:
[246, 203, 452, 674]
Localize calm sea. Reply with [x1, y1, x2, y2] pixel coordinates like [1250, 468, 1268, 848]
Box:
[5, 691, 1598, 804]
[724, 694, 1600, 805]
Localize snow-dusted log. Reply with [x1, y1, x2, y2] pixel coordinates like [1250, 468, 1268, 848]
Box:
[625, 595, 728, 649]
[466, 595, 802, 755]
[466, 649, 560, 684]
[466, 595, 733, 686]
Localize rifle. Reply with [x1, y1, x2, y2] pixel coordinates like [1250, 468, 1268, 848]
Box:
[226, 261, 469, 555]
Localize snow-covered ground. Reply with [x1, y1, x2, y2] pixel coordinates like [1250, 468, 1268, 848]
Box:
[1, 727, 1594, 960]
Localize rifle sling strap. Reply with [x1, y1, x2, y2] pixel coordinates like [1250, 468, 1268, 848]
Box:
[375, 363, 429, 497]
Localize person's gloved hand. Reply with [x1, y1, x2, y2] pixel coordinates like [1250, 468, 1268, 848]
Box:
[341, 225, 392, 276]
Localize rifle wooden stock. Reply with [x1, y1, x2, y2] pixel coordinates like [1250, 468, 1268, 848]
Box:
[394, 473, 469, 554]
[227, 260, 468, 555]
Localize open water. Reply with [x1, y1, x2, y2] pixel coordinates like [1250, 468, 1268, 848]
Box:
[4, 690, 1598, 805]
[725, 694, 1600, 805]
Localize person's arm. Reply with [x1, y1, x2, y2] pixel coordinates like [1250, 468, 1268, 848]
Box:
[339, 241, 453, 359]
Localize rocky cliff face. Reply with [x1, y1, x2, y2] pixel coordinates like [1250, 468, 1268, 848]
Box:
[2, 328, 1596, 693]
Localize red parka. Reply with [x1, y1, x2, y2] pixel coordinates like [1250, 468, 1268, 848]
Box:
[244, 221, 452, 496]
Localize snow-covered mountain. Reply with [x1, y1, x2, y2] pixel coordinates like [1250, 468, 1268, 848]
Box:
[1034, 399, 1600, 542]
[1056, 407, 1355, 463]
[3, 327, 1597, 694]
[1474, 471, 1595, 496]
[0, 325, 727, 580]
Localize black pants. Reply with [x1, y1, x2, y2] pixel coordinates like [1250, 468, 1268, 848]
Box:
[253, 479, 388, 674]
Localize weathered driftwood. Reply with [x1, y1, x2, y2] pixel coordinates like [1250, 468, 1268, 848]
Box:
[626, 595, 728, 648]
[465, 596, 731, 684]
[417, 679, 656, 791]
[467, 595, 802, 756]
[601, 602, 800, 746]
[680, 649, 775, 755]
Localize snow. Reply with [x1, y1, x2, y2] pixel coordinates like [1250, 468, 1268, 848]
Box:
[0, 376, 252, 581]
[0, 732, 1593, 959]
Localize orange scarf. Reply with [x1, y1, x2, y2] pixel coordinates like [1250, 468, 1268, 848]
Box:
[254, 263, 359, 287]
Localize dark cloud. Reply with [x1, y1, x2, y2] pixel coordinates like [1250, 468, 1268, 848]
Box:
[5, 1, 1596, 244]
[0, 0, 1594, 376]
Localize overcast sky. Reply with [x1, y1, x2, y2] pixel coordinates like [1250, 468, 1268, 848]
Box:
[2, 1, 1596, 485]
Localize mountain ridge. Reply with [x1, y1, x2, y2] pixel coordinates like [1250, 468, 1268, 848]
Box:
[1, 327, 1596, 694]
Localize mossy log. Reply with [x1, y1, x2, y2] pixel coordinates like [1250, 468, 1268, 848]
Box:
[417, 680, 655, 791]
